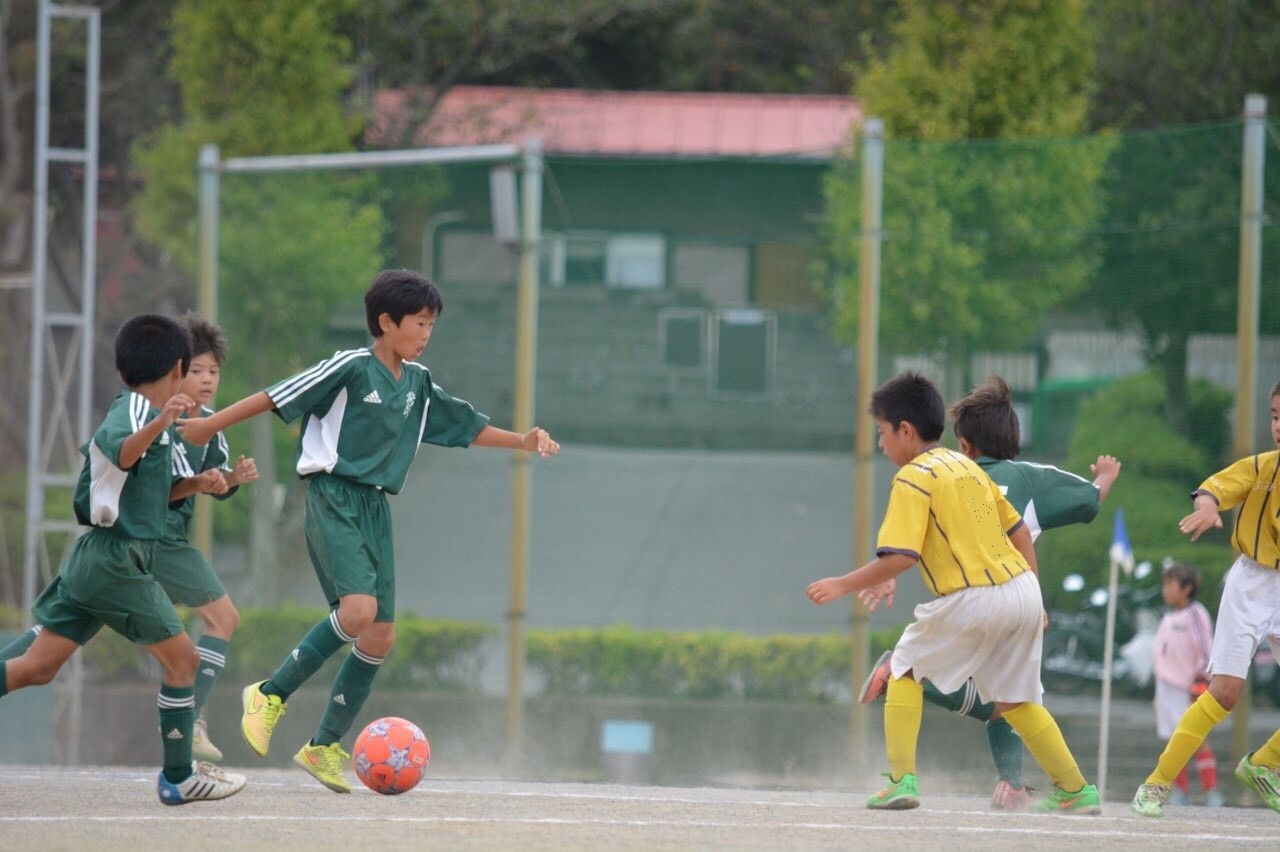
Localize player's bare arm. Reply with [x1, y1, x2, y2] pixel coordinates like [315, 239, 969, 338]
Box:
[179, 390, 276, 447]
[1009, 524, 1037, 576]
[1090, 454, 1121, 502]
[120, 392, 196, 469]
[806, 553, 916, 606]
[1179, 493, 1223, 540]
[472, 424, 560, 458]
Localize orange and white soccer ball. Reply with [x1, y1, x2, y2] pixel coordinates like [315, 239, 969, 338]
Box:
[353, 716, 431, 794]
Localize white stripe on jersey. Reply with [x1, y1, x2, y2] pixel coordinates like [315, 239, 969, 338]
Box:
[172, 441, 196, 478]
[268, 349, 368, 408]
[1009, 459, 1092, 484]
[296, 388, 349, 476]
[129, 391, 149, 431]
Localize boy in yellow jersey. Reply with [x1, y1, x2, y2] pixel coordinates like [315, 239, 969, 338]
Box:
[1132, 380, 1280, 817]
[806, 372, 1100, 813]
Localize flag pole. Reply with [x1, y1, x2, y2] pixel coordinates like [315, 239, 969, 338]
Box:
[1098, 508, 1134, 800]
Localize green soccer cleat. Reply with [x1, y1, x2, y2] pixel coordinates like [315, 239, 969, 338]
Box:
[294, 741, 353, 793]
[1030, 783, 1101, 815]
[1131, 782, 1169, 817]
[1235, 752, 1280, 812]
[241, 680, 286, 757]
[866, 771, 920, 810]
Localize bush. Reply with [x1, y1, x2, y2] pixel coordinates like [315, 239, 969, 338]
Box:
[526, 624, 904, 702]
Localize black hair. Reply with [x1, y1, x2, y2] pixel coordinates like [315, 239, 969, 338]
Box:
[179, 311, 228, 364]
[364, 268, 444, 337]
[1271, 379, 1280, 398]
[1163, 562, 1201, 600]
[115, 314, 192, 387]
[870, 372, 945, 442]
[950, 374, 1019, 459]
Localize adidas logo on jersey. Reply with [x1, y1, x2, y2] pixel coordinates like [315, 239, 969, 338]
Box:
[363, 390, 382, 404]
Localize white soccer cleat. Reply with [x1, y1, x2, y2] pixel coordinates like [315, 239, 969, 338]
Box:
[157, 760, 247, 805]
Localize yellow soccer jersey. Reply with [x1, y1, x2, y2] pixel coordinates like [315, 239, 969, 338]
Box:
[1195, 450, 1280, 568]
[876, 446, 1032, 596]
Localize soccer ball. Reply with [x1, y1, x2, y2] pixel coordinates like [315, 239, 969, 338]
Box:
[352, 716, 431, 794]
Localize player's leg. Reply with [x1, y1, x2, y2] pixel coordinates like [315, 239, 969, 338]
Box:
[867, 669, 923, 810]
[999, 700, 1099, 813]
[1194, 745, 1222, 805]
[298, 506, 394, 793]
[1237, 724, 1280, 812]
[145, 631, 246, 804]
[190, 594, 237, 760]
[0, 628, 78, 694]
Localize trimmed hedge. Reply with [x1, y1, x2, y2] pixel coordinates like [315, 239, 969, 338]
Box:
[525, 624, 904, 702]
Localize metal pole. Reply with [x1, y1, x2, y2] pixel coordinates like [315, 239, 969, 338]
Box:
[193, 144, 221, 560]
[852, 118, 884, 762]
[1231, 92, 1266, 780]
[1097, 556, 1120, 799]
[506, 137, 543, 773]
[23, 0, 53, 623]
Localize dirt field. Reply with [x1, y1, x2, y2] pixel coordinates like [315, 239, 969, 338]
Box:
[1, 765, 1275, 850]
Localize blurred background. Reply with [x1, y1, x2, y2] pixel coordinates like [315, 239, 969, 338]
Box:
[2, 0, 1280, 796]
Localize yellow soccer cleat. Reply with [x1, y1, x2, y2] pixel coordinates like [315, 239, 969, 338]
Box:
[241, 681, 286, 757]
[294, 741, 353, 793]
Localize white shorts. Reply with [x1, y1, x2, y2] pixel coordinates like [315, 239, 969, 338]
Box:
[1155, 678, 1191, 739]
[1210, 555, 1280, 679]
[889, 571, 1044, 704]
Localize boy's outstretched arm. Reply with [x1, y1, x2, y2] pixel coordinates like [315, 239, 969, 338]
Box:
[170, 468, 229, 502]
[806, 553, 916, 606]
[472, 424, 560, 458]
[1090, 454, 1121, 503]
[178, 391, 276, 447]
[1179, 493, 1223, 541]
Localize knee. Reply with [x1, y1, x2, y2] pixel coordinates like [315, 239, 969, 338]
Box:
[24, 660, 62, 687]
[337, 600, 377, 636]
[167, 645, 200, 683]
[204, 602, 240, 637]
[1209, 676, 1243, 710]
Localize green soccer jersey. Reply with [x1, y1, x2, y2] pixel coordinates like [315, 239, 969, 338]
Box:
[168, 405, 237, 531]
[72, 390, 175, 540]
[266, 348, 489, 494]
[975, 456, 1100, 543]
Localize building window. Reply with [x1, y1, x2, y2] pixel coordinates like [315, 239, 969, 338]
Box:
[545, 232, 665, 289]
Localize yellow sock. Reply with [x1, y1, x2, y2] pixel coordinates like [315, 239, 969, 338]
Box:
[884, 675, 924, 779]
[1251, 727, 1280, 768]
[1146, 691, 1229, 786]
[1002, 702, 1087, 792]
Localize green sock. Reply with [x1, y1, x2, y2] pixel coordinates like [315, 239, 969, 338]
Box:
[193, 635, 229, 717]
[0, 660, 8, 697]
[923, 679, 994, 722]
[266, 611, 352, 700]
[314, 646, 383, 746]
[159, 683, 195, 783]
[0, 627, 39, 662]
[986, 717, 1024, 786]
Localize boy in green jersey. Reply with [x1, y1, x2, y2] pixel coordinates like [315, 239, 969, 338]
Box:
[180, 269, 560, 792]
[0, 314, 246, 805]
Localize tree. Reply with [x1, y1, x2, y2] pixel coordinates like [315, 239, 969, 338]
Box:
[823, 0, 1108, 393]
[133, 0, 384, 601]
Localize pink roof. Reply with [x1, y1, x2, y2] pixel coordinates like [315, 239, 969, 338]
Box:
[371, 86, 860, 159]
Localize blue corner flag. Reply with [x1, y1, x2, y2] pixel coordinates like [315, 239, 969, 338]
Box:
[1110, 508, 1135, 575]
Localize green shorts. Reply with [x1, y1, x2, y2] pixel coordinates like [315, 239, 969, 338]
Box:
[32, 529, 187, 646]
[304, 475, 396, 622]
[151, 514, 227, 607]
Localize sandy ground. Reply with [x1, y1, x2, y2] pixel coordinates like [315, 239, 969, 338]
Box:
[0, 765, 1276, 850]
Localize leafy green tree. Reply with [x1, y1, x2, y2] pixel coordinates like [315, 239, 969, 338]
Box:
[823, 0, 1109, 393]
[133, 0, 384, 599]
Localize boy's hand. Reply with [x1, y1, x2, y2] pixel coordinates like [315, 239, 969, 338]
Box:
[193, 469, 229, 495]
[159, 393, 198, 427]
[1179, 502, 1223, 541]
[230, 455, 259, 485]
[1091, 454, 1121, 482]
[858, 579, 896, 612]
[806, 576, 851, 606]
[522, 427, 560, 458]
[177, 416, 214, 447]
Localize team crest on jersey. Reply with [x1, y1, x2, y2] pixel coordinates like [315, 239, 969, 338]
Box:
[403, 392, 416, 418]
